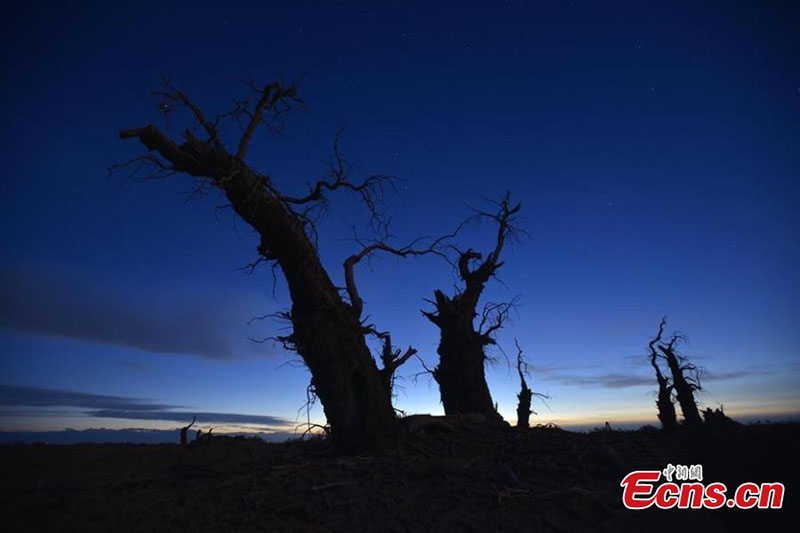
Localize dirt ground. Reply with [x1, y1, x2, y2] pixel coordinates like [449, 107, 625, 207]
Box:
[1, 420, 797, 532]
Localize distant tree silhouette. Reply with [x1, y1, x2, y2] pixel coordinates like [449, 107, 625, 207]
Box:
[513, 339, 548, 429]
[647, 319, 677, 430]
[659, 338, 703, 426]
[648, 317, 703, 426]
[180, 416, 196, 446]
[702, 405, 737, 426]
[515, 343, 533, 429]
[423, 193, 521, 422]
[376, 333, 417, 402]
[117, 79, 447, 453]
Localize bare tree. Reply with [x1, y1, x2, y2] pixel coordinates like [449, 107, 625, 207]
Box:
[513, 340, 549, 429]
[514, 340, 533, 429]
[423, 193, 522, 421]
[648, 317, 702, 426]
[647, 318, 677, 430]
[376, 333, 417, 401]
[658, 332, 703, 426]
[702, 405, 736, 425]
[118, 80, 443, 453]
[180, 416, 196, 446]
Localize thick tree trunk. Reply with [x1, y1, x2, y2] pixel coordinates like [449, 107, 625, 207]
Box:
[120, 122, 398, 453]
[223, 167, 399, 452]
[293, 302, 398, 452]
[673, 382, 702, 425]
[663, 351, 702, 426]
[649, 354, 677, 431]
[423, 194, 521, 423]
[429, 297, 502, 421]
[654, 378, 677, 431]
[516, 387, 532, 430]
[648, 318, 678, 430]
[515, 342, 533, 429]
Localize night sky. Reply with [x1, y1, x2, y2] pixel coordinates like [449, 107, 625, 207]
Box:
[1, 1, 798, 438]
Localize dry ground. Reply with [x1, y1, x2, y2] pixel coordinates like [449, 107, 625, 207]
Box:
[1, 420, 797, 532]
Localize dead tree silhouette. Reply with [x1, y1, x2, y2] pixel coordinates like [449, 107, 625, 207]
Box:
[423, 193, 522, 421]
[376, 333, 417, 402]
[649, 317, 703, 426]
[117, 79, 448, 453]
[702, 405, 737, 425]
[195, 427, 214, 444]
[648, 318, 677, 430]
[513, 340, 548, 429]
[180, 416, 196, 446]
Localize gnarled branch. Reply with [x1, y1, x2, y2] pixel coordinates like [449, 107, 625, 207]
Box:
[461, 190, 523, 286]
[237, 82, 302, 160]
[280, 129, 394, 233]
[477, 299, 518, 345]
[343, 227, 458, 317]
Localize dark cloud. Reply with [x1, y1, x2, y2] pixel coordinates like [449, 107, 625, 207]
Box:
[702, 363, 800, 382]
[532, 363, 652, 389]
[0, 385, 290, 428]
[530, 363, 604, 375]
[0, 268, 268, 358]
[619, 353, 711, 368]
[702, 370, 750, 381]
[547, 373, 654, 389]
[90, 410, 288, 426]
[0, 385, 174, 411]
[538, 362, 799, 390]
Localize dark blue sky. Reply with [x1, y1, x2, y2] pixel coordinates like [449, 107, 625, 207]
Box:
[1, 1, 798, 434]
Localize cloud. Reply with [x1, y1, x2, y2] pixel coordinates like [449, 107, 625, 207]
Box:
[619, 353, 712, 367]
[0, 385, 174, 411]
[546, 372, 654, 389]
[0, 385, 289, 428]
[0, 267, 270, 358]
[536, 361, 800, 390]
[702, 370, 750, 381]
[532, 363, 652, 389]
[89, 410, 287, 426]
[702, 363, 800, 382]
[530, 363, 605, 375]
